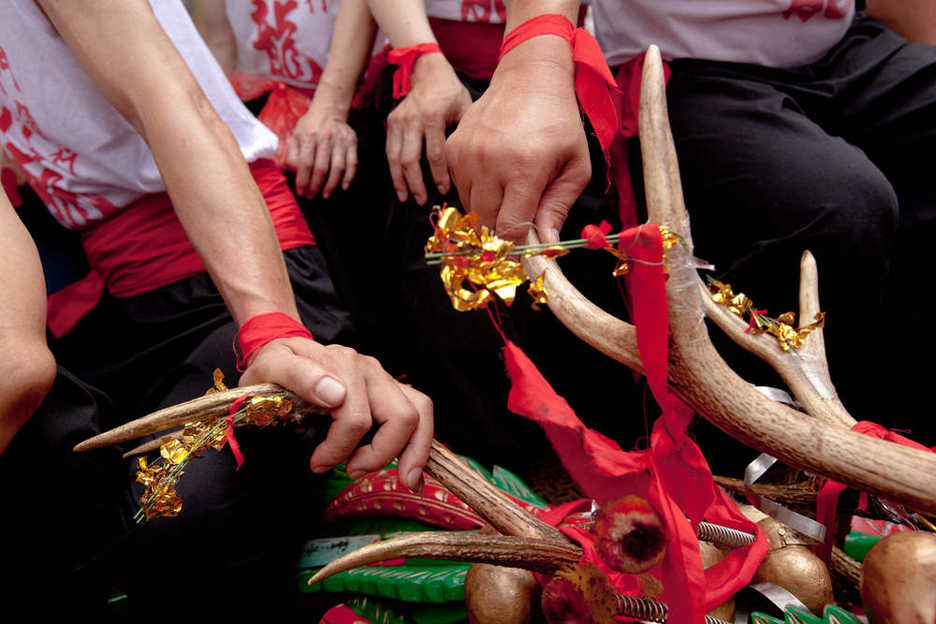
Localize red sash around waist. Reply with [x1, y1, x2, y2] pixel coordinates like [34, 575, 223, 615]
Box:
[46, 159, 313, 338]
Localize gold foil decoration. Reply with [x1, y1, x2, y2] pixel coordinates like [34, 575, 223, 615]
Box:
[528, 273, 549, 311]
[426, 206, 567, 311]
[245, 395, 293, 427]
[707, 279, 825, 351]
[136, 457, 183, 520]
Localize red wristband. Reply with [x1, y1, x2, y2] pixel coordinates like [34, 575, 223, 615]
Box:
[388, 43, 443, 99]
[234, 312, 313, 371]
[498, 14, 618, 163]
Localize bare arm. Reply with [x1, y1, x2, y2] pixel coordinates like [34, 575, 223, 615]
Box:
[366, 0, 471, 204]
[191, 0, 238, 74]
[36, 0, 432, 486]
[868, 0, 936, 44]
[0, 188, 56, 453]
[445, 0, 585, 242]
[289, 0, 376, 198]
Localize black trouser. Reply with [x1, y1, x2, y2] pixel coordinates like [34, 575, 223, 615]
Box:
[661, 13, 936, 445]
[47, 245, 349, 613]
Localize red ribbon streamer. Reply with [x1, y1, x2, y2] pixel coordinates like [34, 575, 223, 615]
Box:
[234, 312, 314, 371]
[815, 420, 933, 561]
[225, 394, 249, 470]
[387, 43, 443, 100]
[498, 14, 619, 165]
[497, 222, 767, 622]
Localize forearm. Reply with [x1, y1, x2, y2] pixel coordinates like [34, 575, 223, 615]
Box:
[191, 0, 238, 73]
[504, 0, 579, 28]
[366, 0, 437, 47]
[868, 0, 936, 44]
[314, 0, 377, 117]
[0, 191, 56, 453]
[39, 0, 298, 325]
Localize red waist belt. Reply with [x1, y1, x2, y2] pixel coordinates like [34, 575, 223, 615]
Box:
[46, 159, 314, 338]
[428, 18, 504, 80]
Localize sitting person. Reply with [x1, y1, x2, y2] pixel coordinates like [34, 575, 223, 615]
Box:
[446, 0, 936, 451]
[0, 0, 431, 611]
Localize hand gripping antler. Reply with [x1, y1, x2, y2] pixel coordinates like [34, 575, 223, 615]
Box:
[522, 45, 936, 514]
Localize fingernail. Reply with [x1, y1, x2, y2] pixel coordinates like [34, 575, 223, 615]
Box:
[407, 468, 424, 491]
[314, 376, 346, 407]
[397, 192, 407, 203]
[546, 228, 561, 243]
[347, 469, 365, 480]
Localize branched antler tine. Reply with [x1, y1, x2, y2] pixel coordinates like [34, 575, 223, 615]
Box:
[122, 431, 183, 458]
[74, 383, 326, 452]
[426, 440, 566, 541]
[638, 45, 936, 513]
[699, 255, 853, 428]
[308, 533, 582, 585]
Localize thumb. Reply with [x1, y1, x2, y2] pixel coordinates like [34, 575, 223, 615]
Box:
[534, 155, 590, 243]
[239, 338, 347, 409]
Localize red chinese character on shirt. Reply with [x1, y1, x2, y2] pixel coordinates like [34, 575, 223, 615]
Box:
[304, 0, 326, 12]
[461, 0, 506, 23]
[0, 45, 21, 97]
[15, 100, 44, 141]
[50, 147, 78, 175]
[251, 0, 323, 84]
[783, 0, 824, 21]
[825, 0, 851, 18]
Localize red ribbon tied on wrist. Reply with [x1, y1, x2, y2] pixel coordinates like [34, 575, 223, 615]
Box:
[388, 43, 443, 99]
[498, 14, 619, 164]
[234, 312, 314, 371]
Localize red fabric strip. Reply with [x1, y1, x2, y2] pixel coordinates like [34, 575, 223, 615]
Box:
[47, 160, 314, 338]
[1, 166, 21, 207]
[815, 420, 933, 561]
[319, 604, 374, 624]
[428, 17, 504, 80]
[581, 220, 612, 249]
[498, 14, 618, 164]
[610, 54, 672, 228]
[387, 43, 443, 99]
[225, 394, 249, 470]
[235, 312, 313, 372]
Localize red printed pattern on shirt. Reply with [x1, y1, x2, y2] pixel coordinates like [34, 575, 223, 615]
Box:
[461, 0, 506, 23]
[304, 0, 326, 12]
[784, 0, 851, 21]
[250, 0, 324, 85]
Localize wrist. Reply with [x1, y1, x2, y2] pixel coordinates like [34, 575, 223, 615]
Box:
[312, 75, 354, 118]
[410, 51, 456, 90]
[493, 35, 574, 92]
[505, 1, 579, 29]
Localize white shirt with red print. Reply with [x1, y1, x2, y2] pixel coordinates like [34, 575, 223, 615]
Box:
[226, 0, 339, 89]
[426, 0, 507, 24]
[0, 0, 276, 231]
[592, 0, 855, 68]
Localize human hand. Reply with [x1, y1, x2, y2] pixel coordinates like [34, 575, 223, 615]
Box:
[386, 53, 472, 205]
[445, 35, 590, 243]
[283, 100, 358, 200]
[240, 338, 433, 489]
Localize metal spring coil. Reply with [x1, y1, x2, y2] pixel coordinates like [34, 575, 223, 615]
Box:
[697, 520, 756, 548]
[616, 594, 731, 624]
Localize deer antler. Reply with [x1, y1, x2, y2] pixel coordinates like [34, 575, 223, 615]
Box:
[523, 45, 936, 514]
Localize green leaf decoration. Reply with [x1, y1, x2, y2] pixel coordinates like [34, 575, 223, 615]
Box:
[301, 563, 470, 603]
[750, 605, 862, 624]
[491, 465, 548, 509]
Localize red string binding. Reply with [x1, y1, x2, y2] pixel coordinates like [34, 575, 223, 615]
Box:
[498, 14, 618, 165]
[235, 312, 314, 371]
[387, 43, 443, 99]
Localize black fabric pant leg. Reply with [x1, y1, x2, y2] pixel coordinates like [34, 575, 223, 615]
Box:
[818, 16, 936, 443]
[663, 60, 900, 455]
[48, 246, 347, 613]
[0, 367, 126, 615]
